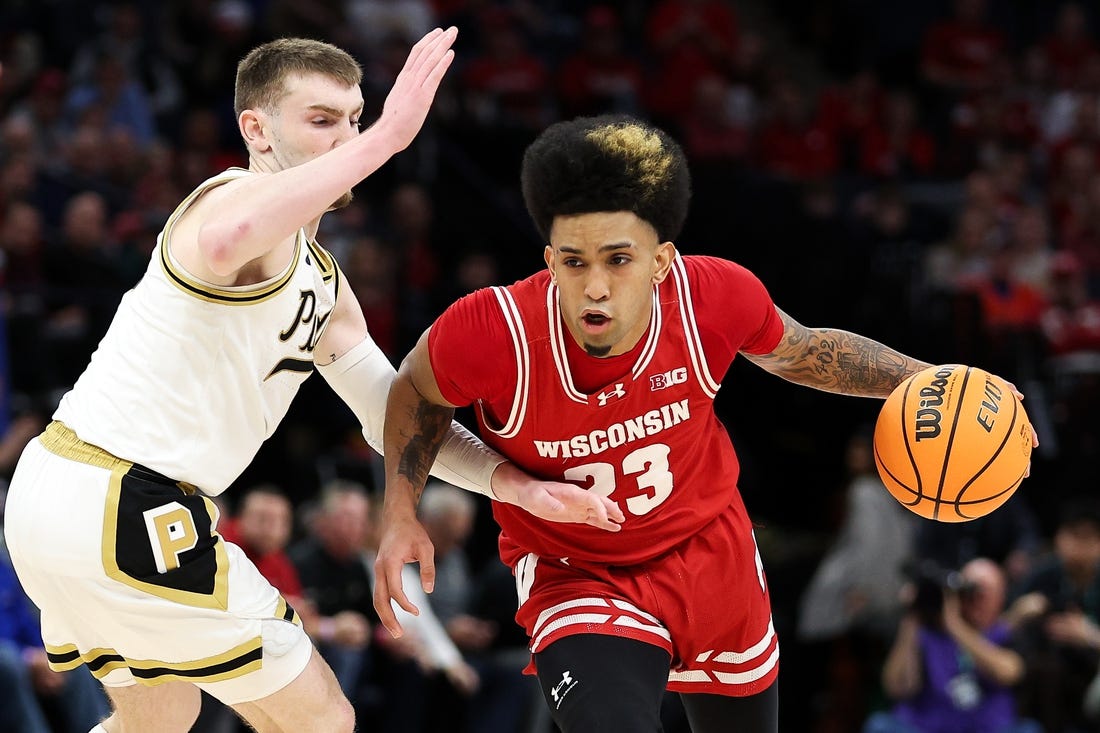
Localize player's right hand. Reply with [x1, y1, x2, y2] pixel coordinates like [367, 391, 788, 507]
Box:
[491, 462, 626, 531]
[375, 26, 457, 152]
[373, 511, 436, 639]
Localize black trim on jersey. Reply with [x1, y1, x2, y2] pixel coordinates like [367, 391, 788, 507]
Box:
[46, 648, 82, 666]
[160, 246, 291, 303]
[305, 239, 336, 282]
[129, 646, 263, 681]
[265, 358, 314, 380]
[84, 651, 127, 674]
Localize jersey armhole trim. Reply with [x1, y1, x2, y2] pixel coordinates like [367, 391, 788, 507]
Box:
[486, 287, 530, 438]
[672, 258, 721, 398]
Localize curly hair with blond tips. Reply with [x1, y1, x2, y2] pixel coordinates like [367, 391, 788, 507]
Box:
[520, 114, 692, 242]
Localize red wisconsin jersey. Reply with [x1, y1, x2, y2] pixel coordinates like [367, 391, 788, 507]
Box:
[430, 255, 784, 568]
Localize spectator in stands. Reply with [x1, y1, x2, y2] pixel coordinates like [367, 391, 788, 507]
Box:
[41, 191, 128, 386]
[925, 205, 997, 295]
[816, 69, 884, 171]
[755, 79, 839, 180]
[1060, 172, 1100, 289]
[859, 89, 937, 180]
[5, 69, 68, 166]
[417, 481, 533, 733]
[847, 186, 931, 346]
[64, 49, 155, 149]
[557, 5, 644, 119]
[344, 234, 401, 359]
[1040, 2, 1098, 91]
[798, 430, 918, 733]
[680, 74, 754, 167]
[67, 1, 182, 132]
[1009, 498, 1100, 733]
[288, 481, 373, 702]
[460, 7, 551, 131]
[1041, 251, 1100, 356]
[643, 0, 739, 121]
[915, 492, 1043, 595]
[920, 0, 1007, 93]
[864, 557, 1041, 733]
[0, 544, 110, 733]
[1007, 204, 1055, 296]
[346, 0, 434, 52]
[362, 487, 480, 733]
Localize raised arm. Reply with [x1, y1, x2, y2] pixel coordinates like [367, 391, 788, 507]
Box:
[176, 28, 458, 279]
[741, 307, 933, 397]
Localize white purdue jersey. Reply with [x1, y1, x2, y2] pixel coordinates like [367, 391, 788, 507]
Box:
[53, 169, 339, 496]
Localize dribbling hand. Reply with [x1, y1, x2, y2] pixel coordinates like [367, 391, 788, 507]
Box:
[375, 26, 457, 152]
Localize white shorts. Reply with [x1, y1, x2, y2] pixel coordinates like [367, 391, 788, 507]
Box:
[2, 422, 313, 705]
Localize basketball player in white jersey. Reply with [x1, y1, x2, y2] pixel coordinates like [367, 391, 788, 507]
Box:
[2, 29, 621, 733]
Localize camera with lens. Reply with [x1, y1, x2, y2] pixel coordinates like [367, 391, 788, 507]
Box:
[902, 559, 978, 627]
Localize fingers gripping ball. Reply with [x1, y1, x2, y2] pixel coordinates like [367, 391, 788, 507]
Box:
[873, 364, 1033, 522]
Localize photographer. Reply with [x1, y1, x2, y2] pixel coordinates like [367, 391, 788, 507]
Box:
[862, 558, 1042, 733]
[1008, 497, 1100, 733]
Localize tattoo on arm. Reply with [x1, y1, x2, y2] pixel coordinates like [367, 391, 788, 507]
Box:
[396, 398, 453, 502]
[747, 310, 932, 397]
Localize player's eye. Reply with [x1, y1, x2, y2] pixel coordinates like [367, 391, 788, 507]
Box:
[563, 258, 583, 268]
[610, 255, 631, 265]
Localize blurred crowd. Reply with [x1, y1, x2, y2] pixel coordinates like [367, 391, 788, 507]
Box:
[0, 0, 1099, 731]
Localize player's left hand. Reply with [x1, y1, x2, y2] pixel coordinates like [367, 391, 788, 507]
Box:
[999, 376, 1040, 476]
[373, 511, 435, 639]
[491, 462, 626, 531]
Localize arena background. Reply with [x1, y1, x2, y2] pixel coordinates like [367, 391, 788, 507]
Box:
[0, 1, 1097, 731]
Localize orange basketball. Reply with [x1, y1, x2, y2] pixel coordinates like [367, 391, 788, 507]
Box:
[873, 364, 1033, 522]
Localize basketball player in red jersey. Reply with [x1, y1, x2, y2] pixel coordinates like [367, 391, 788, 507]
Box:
[373, 115, 947, 731]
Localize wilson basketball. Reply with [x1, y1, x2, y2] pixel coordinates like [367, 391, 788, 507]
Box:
[873, 364, 1033, 522]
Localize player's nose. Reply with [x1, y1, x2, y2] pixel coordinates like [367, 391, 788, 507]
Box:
[584, 269, 610, 301]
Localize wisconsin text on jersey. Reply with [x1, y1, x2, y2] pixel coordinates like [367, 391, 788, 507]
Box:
[533, 398, 690, 458]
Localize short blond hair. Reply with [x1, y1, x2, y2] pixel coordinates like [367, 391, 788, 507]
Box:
[234, 38, 362, 117]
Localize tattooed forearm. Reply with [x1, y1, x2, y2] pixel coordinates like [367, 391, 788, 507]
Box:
[745, 310, 933, 397]
[395, 398, 454, 502]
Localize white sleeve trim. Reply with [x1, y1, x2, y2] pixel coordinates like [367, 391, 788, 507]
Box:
[317, 337, 504, 498]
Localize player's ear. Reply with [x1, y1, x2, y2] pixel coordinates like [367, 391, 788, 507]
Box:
[544, 245, 556, 283]
[239, 109, 271, 153]
[653, 241, 676, 284]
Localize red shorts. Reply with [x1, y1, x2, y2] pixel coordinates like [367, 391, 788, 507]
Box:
[510, 507, 779, 697]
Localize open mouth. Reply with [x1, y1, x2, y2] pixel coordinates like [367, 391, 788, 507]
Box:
[583, 313, 609, 326]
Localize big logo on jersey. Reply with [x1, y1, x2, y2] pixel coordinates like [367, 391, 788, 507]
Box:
[650, 367, 688, 391]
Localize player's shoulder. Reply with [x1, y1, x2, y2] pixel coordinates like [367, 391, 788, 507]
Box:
[675, 254, 761, 287]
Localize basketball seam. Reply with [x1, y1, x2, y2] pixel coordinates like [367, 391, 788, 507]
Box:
[898, 374, 923, 505]
[933, 367, 971, 520]
[951, 385, 1020, 519]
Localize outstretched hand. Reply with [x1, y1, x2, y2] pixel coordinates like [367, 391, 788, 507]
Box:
[1000, 376, 1040, 476]
[376, 26, 457, 151]
[373, 510, 435, 639]
[491, 462, 626, 531]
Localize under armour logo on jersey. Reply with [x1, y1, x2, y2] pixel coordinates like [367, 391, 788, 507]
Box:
[595, 383, 627, 406]
[650, 367, 688, 391]
[550, 670, 577, 708]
